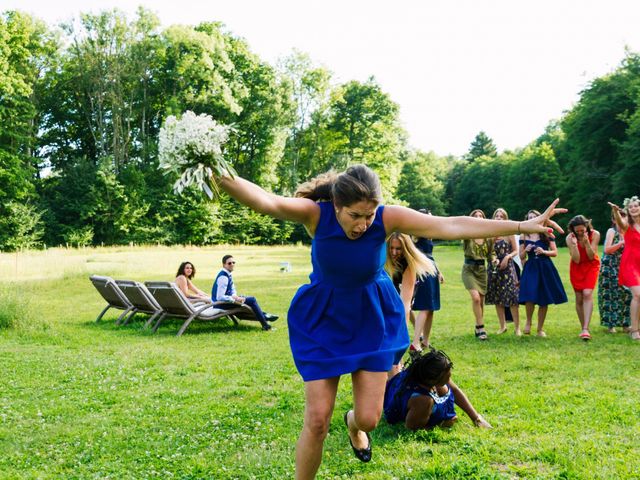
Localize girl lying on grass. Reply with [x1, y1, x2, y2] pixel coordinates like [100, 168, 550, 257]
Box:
[384, 348, 492, 430]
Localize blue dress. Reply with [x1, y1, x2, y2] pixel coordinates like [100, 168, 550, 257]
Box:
[287, 202, 409, 382]
[413, 238, 440, 311]
[518, 239, 568, 306]
[383, 370, 456, 428]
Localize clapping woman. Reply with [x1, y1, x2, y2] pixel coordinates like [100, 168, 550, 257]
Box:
[566, 215, 600, 340]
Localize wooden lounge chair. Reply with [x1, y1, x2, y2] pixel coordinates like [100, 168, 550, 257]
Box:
[144, 281, 250, 336]
[115, 280, 164, 327]
[89, 275, 136, 325]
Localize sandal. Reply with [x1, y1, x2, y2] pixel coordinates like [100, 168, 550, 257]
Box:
[579, 330, 592, 341]
[629, 330, 640, 341]
[475, 324, 488, 341]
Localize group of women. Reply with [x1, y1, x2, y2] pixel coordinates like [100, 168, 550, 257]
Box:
[215, 164, 566, 479]
[386, 197, 640, 348]
[391, 199, 640, 346]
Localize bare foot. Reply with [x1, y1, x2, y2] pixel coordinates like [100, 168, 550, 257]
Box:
[607, 327, 617, 334]
[523, 325, 531, 335]
[537, 330, 547, 337]
[496, 327, 507, 335]
[515, 329, 522, 337]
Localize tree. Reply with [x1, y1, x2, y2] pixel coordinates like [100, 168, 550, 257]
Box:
[396, 151, 448, 214]
[277, 51, 331, 193]
[559, 51, 640, 230]
[466, 131, 497, 162]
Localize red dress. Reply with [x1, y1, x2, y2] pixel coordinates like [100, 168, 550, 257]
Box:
[569, 232, 600, 290]
[619, 226, 640, 287]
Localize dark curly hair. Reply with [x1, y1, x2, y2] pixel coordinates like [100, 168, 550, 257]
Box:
[402, 347, 453, 390]
[176, 261, 196, 279]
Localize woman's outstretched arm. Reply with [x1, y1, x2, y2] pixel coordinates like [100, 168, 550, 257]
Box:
[384, 199, 566, 240]
[218, 176, 320, 233]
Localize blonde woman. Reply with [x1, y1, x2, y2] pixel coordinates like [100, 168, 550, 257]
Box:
[485, 208, 521, 336]
[385, 232, 436, 352]
[609, 196, 640, 340]
[462, 209, 494, 340]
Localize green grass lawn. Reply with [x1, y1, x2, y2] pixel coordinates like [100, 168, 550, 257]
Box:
[1, 245, 639, 479]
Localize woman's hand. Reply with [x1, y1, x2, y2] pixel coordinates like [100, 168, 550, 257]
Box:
[608, 201, 623, 213]
[534, 246, 545, 256]
[438, 272, 445, 284]
[566, 232, 578, 248]
[525, 243, 534, 253]
[520, 199, 567, 237]
[499, 257, 510, 270]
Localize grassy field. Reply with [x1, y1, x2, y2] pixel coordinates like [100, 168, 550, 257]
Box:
[1, 244, 639, 479]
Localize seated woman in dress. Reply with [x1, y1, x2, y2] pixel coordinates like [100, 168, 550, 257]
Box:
[385, 232, 435, 353]
[175, 261, 211, 303]
[384, 348, 492, 430]
[518, 209, 567, 336]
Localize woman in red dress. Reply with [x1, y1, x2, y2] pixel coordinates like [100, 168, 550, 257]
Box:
[609, 196, 640, 341]
[566, 215, 600, 340]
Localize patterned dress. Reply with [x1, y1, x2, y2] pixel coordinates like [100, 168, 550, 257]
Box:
[486, 238, 519, 306]
[598, 228, 631, 328]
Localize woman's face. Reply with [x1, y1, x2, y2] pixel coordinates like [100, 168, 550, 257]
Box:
[389, 238, 404, 262]
[184, 263, 194, 277]
[527, 212, 537, 221]
[628, 200, 640, 217]
[573, 225, 587, 240]
[494, 210, 507, 221]
[335, 200, 377, 240]
[472, 211, 484, 219]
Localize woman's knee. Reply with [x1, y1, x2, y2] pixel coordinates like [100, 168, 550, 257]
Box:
[303, 408, 333, 439]
[353, 408, 382, 432]
[469, 291, 482, 304]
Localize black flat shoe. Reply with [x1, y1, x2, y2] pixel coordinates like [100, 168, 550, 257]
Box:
[343, 411, 372, 463]
[264, 313, 279, 322]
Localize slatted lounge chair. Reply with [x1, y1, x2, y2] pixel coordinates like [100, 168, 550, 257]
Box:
[89, 275, 136, 325]
[115, 280, 164, 327]
[144, 281, 250, 336]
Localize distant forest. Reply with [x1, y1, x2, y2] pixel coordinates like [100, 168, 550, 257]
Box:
[2, 8, 639, 250]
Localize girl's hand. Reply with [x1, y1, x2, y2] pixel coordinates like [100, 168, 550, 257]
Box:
[520, 199, 567, 238]
[567, 233, 578, 248]
[438, 273, 445, 284]
[525, 244, 534, 253]
[499, 257, 510, 270]
[474, 415, 493, 429]
[580, 234, 590, 247]
[534, 246, 545, 256]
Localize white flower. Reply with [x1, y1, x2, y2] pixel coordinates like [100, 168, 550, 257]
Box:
[158, 111, 235, 198]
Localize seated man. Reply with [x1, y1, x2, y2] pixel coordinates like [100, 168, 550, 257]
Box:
[212, 254, 278, 331]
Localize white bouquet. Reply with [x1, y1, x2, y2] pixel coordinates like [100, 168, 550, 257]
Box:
[158, 111, 235, 199]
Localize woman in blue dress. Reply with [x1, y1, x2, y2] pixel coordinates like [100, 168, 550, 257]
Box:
[413, 209, 445, 348]
[518, 209, 568, 336]
[217, 165, 566, 479]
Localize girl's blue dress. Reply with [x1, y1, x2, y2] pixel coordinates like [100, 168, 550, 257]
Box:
[518, 239, 568, 306]
[287, 202, 409, 381]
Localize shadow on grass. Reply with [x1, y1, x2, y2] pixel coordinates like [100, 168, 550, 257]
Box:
[84, 314, 266, 337]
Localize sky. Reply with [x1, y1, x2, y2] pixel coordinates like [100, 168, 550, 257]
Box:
[6, 0, 640, 156]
